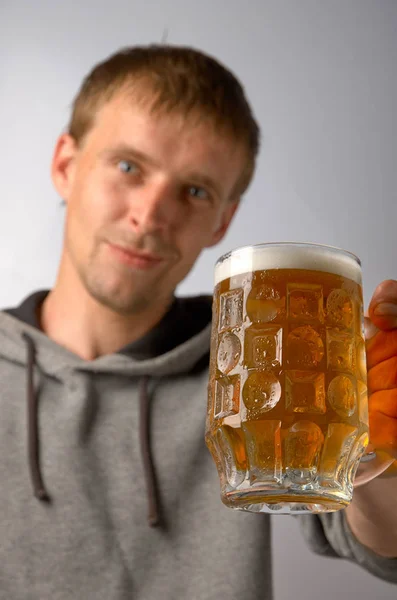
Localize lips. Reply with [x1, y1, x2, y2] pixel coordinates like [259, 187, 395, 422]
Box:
[108, 243, 164, 269]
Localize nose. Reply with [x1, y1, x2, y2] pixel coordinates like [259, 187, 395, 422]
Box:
[127, 180, 181, 235]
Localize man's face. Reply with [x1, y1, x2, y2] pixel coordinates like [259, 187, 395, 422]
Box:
[52, 92, 244, 314]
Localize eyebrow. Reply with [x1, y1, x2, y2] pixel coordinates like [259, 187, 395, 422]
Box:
[101, 143, 223, 198]
[100, 144, 160, 168]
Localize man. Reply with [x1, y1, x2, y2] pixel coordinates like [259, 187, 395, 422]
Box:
[0, 45, 396, 599]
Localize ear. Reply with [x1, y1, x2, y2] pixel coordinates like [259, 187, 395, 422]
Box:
[51, 133, 78, 203]
[206, 200, 240, 248]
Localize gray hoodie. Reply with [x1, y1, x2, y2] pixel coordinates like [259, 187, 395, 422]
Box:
[0, 294, 395, 599]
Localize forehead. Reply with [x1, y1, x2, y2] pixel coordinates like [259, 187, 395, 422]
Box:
[85, 92, 246, 190]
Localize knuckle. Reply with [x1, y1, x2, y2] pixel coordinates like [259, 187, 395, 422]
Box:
[376, 279, 397, 295]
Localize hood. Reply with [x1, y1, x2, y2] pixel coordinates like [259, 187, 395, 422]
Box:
[0, 296, 213, 527]
[0, 300, 212, 380]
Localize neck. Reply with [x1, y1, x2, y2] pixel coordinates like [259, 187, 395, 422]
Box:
[40, 255, 172, 361]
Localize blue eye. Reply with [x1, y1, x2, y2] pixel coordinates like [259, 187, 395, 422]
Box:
[188, 186, 209, 200]
[118, 160, 138, 174]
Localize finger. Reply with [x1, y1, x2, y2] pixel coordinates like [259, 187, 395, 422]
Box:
[367, 410, 397, 460]
[377, 458, 397, 479]
[367, 355, 397, 394]
[366, 328, 397, 369]
[368, 388, 397, 419]
[368, 279, 397, 331]
[364, 316, 380, 341]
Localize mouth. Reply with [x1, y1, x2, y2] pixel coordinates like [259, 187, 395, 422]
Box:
[107, 243, 165, 270]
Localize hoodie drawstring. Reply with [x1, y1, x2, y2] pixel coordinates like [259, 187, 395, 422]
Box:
[22, 333, 50, 502]
[22, 335, 161, 526]
[139, 376, 161, 527]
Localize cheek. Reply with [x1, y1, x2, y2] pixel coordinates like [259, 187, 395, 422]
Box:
[70, 170, 126, 231]
[98, 176, 130, 220]
[178, 214, 216, 257]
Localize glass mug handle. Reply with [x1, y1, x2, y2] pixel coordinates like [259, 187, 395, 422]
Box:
[354, 316, 396, 487]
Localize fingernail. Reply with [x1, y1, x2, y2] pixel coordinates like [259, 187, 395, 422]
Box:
[374, 303, 397, 316]
[364, 319, 379, 340]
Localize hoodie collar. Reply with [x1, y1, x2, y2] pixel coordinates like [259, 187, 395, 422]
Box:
[4, 290, 212, 361]
[1, 293, 213, 379]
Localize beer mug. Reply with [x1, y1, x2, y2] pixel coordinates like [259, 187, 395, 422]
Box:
[206, 242, 371, 513]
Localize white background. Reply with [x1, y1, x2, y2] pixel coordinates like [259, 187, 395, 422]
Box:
[1, 1, 396, 598]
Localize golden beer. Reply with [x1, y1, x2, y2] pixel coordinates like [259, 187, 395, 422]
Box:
[206, 243, 369, 513]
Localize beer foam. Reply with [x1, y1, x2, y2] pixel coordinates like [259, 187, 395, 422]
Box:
[215, 243, 362, 286]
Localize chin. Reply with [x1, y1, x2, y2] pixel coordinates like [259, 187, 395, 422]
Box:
[106, 285, 154, 314]
[97, 292, 150, 315]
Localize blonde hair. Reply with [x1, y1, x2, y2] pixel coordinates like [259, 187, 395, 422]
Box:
[68, 45, 260, 197]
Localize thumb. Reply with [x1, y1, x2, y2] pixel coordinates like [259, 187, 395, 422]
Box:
[368, 279, 397, 331]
